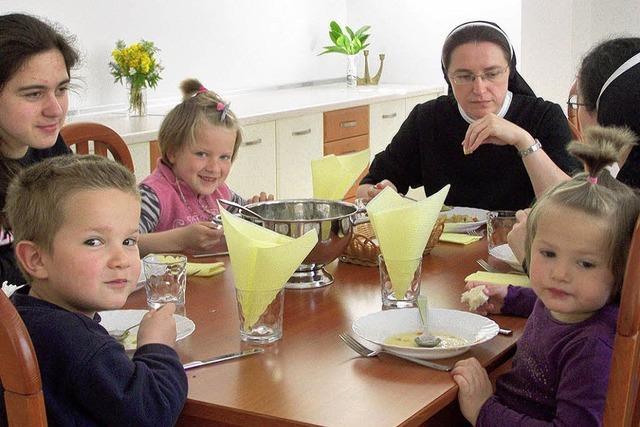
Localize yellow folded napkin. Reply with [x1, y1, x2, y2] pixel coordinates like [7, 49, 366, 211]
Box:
[311, 149, 370, 200]
[220, 207, 318, 328]
[439, 233, 483, 245]
[464, 271, 530, 287]
[186, 262, 225, 277]
[366, 184, 450, 297]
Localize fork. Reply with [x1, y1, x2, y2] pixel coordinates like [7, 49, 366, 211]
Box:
[467, 229, 484, 237]
[339, 333, 452, 371]
[477, 258, 527, 276]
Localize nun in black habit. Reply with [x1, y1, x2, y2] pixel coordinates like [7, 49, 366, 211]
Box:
[358, 21, 577, 211]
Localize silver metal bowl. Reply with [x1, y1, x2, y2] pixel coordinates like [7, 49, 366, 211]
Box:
[244, 199, 360, 289]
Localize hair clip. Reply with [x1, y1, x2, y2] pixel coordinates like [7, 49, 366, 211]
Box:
[587, 176, 598, 184]
[217, 101, 230, 121]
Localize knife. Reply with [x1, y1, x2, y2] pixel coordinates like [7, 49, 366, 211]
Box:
[385, 352, 452, 371]
[183, 348, 264, 370]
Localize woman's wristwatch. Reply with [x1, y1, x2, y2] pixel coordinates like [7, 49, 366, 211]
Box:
[518, 139, 542, 158]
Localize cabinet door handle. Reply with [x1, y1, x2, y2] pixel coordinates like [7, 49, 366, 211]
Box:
[243, 138, 263, 146]
[340, 120, 357, 128]
[382, 113, 397, 119]
[291, 128, 311, 136]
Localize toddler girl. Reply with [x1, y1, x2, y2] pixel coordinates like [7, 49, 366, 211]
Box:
[453, 126, 640, 425]
[138, 78, 272, 255]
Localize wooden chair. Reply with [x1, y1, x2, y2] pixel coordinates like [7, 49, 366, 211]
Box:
[60, 122, 135, 173]
[0, 291, 47, 426]
[604, 217, 640, 426]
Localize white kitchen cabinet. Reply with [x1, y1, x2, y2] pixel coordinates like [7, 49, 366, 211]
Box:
[128, 142, 151, 183]
[405, 93, 440, 117]
[369, 99, 405, 161]
[276, 113, 323, 199]
[369, 93, 442, 202]
[227, 121, 277, 198]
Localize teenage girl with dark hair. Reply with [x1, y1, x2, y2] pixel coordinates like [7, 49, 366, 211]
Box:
[0, 13, 78, 285]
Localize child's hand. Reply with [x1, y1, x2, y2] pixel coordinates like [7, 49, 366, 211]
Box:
[178, 222, 224, 253]
[452, 357, 493, 425]
[507, 208, 530, 264]
[465, 281, 507, 315]
[247, 192, 274, 204]
[137, 303, 177, 348]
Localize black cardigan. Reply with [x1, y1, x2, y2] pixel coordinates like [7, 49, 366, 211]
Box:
[361, 95, 577, 210]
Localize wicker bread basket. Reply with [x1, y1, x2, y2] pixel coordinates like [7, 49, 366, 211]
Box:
[340, 216, 445, 266]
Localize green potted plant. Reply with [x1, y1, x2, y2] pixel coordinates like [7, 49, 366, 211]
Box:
[320, 21, 371, 87]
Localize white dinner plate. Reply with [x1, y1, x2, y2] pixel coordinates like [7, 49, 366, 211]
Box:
[442, 207, 488, 233]
[352, 308, 498, 360]
[489, 243, 525, 272]
[99, 309, 195, 351]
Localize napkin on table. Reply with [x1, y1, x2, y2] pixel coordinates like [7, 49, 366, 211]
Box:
[220, 207, 318, 328]
[187, 262, 225, 277]
[311, 149, 370, 200]
[439, 233, 483, 245]
[464, 271, 530, 287]
[366, 185, 450, 298]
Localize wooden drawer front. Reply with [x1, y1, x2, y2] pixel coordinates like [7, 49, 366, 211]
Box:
[323, 105, 369, 142]
[323, 134, 369, 156]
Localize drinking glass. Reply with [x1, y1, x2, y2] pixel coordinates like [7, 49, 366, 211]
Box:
[379, 255, 422, 308]
[487, 211, 518, 254]
[142, 254, 187, 309]
[236, 288, 285, 344]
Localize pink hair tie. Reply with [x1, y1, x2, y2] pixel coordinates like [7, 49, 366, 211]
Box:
[217, 101, 230, 121]
[197, 85, 208, 94]
[587, 176, 598, 184]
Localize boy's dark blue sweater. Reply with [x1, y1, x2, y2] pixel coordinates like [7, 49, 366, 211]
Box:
[1, 294, 187, 427]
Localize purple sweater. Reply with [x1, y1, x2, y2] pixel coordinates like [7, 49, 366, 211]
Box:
[477, 286, 618, 426]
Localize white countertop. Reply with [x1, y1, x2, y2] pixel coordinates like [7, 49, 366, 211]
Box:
[67, 82, 442, 144]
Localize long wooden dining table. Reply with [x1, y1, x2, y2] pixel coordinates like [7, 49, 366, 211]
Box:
[124, 239, 527, 426]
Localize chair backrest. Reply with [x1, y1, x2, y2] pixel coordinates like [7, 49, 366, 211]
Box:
[0, 291, 47, 426]
[60, 122, 135, 173]
[604, 217, 640, 426]
[567, 80, 582, 141]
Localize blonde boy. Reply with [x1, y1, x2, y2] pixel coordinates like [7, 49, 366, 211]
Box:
[1, 155, 187, 426]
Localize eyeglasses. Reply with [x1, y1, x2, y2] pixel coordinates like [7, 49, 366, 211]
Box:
[567, 94, 588, 110]
[449, 66, 509, 85]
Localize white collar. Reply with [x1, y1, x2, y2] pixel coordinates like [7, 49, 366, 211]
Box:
[458, 90, 513, 124]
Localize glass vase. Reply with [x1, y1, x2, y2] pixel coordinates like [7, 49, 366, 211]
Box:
[127, 82, 147, 117]
[346, 55, 357, 88]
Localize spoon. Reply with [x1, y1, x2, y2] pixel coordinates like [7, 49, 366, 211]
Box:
[415, 295, 441, 348]
[108, 321, 141, 342]
[218, 199, 267, 221]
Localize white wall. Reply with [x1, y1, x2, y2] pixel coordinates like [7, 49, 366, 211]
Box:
[521, 0, 640, 107]
[2, 1, 527, 113]
[348, 0, 522, 89]
[1, 0, 347, 112]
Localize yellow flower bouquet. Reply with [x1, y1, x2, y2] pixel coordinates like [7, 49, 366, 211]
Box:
[109, 40, 163, 116]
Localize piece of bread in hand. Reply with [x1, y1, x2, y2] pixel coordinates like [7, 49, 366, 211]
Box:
[461, 285, 489, 311]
